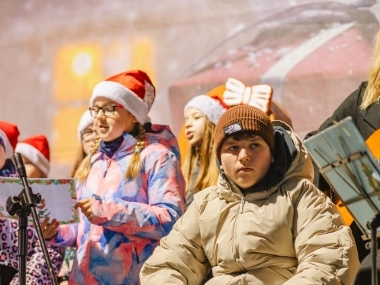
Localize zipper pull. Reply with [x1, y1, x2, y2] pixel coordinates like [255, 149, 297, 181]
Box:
[103, 160, 112, 177]
[239, 197, 245, 213]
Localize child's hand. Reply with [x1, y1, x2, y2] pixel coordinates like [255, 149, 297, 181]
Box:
[75, 198, 94, 221]
[40, 216, 60, 240]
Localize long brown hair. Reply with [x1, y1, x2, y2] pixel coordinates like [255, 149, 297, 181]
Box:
[361, 28, 380, 110]
[182, 118, 219, 193]
[74, 123, 146, 181]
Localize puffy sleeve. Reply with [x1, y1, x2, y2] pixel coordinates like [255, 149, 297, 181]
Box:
[139, 194, 210, 285]
[91, 150, 186, 240]
[284, 181, 360, 285]
[48, 223, 78, 248]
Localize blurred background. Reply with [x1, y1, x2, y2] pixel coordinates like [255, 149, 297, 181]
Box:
[1, 0, 379, 177]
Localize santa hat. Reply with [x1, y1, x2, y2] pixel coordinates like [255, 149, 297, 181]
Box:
[90, 70, 155, 125]
[0, 120, 20, 160]
[184, 95, 229, 125]
[15, 135, 50, 177]
[77, 110, 94, 141]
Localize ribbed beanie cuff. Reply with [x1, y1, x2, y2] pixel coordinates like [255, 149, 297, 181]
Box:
[214, 105, 275, 163]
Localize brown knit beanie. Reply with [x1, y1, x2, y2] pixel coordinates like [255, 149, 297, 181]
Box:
[214, 105, 275, 163]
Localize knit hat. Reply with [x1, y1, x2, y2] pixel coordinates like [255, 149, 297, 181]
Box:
[184, 95, 229, 125]
[90, 70, 155, 125]
[214, 105, 275, 163]
[77, 110, 94, 141]
[15, 135, 50, 176]
[0, 120, 20, 160]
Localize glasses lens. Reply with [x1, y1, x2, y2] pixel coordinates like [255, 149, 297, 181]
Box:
[104, 105, 115, 116]
[81, 129, 95, 140]
[89, 107, 98, 117]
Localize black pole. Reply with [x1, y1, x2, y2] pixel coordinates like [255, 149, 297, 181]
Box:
[368, 214, 380, 285]
[6, 153, 58, 285]
[18, 214, 28, 285]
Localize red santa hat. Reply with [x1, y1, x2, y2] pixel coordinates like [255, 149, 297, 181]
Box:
[0, 120, 20, 160]
[90, 70, 155, 125]
[15, 135, 50, 177]
[77, 110, 94, 141]
[184, 95, 229, 125]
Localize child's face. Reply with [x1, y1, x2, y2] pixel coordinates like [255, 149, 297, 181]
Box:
[184, 107, 206, 148]
[81, 124, 96, 155]
[93, 97, 137, 142]
[220, 134, 271, 190]
[22, 156, 45, 178]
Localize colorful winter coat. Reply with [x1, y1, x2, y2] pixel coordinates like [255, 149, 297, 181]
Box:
[0, 218, 64, 285]
[0, 138, 63, 285]
[50, 124, 186, 285]
[140, 121, 360, 285]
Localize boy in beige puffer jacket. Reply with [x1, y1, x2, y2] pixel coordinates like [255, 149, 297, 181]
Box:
[140, 105, 360, 285]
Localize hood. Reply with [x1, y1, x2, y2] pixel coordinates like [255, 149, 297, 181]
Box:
[216, 120, 314, 202]
[144, 123, 182, 162]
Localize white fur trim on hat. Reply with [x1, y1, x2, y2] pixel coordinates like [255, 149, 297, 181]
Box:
[0, 129, 13, 160]
[90, 81, 147, 125]
[77, 110, 94, 142]
[184, 95, 227, 125]
[15, 143, 50, 176]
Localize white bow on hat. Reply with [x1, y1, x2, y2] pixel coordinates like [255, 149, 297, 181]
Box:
[223, 78, 273, 114]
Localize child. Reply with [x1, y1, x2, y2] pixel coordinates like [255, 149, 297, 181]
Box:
[140, 105, 360, 284]
[69, 110, 95, 178]
[59, 110, 95, 285]
[182, 95, 228, 209]
[0, 121, 63, 285]
[0, 120, 19, 177]
[15, 134, 50, 178]
[42, 70, 186, 285]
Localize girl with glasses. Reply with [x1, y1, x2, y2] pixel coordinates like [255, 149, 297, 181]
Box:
[41, 70, 185, 285]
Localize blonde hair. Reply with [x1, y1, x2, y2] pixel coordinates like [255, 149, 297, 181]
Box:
[75, 123, 146, 181]
[182, 118, 219, 193]
[69, 146, 87, 178]
[361, 29, 380, 110]
[125, 123, 145, 179]
[74, 135, 100, 181]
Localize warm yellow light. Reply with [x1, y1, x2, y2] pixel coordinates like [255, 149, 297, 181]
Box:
[72, 52, 93, 76]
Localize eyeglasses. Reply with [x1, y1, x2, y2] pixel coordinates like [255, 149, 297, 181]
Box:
[89, 104, 124, 117]
[80, 128, 96, 140]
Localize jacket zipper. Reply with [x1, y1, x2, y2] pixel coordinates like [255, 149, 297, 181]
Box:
[239, 197, 245, 213]
[233, 196, 246, 272]
[103, 159, 112, 177]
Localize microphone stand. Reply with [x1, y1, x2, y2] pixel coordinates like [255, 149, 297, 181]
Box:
[5, 152, 58, 285]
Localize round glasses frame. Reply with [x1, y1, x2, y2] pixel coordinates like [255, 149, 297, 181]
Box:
[89, 104, 124, 117]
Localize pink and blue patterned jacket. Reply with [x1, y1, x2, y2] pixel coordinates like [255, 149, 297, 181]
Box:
[49, 125, 186, 284]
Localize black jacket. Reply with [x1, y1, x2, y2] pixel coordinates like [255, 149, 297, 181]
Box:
[305, 81, 380, 190]
[318, 81, 380, 140]
[305, 81, 380, 262]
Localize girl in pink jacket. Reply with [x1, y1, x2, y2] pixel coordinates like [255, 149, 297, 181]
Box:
[42, 70, 185, 285]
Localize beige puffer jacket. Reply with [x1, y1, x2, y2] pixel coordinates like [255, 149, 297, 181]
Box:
[140, 121, 360, 285]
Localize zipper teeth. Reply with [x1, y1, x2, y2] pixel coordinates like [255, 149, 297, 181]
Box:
[103, 159, 112, 177]
[239, 197, 245, 213]
[233, 197, 246, 272]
